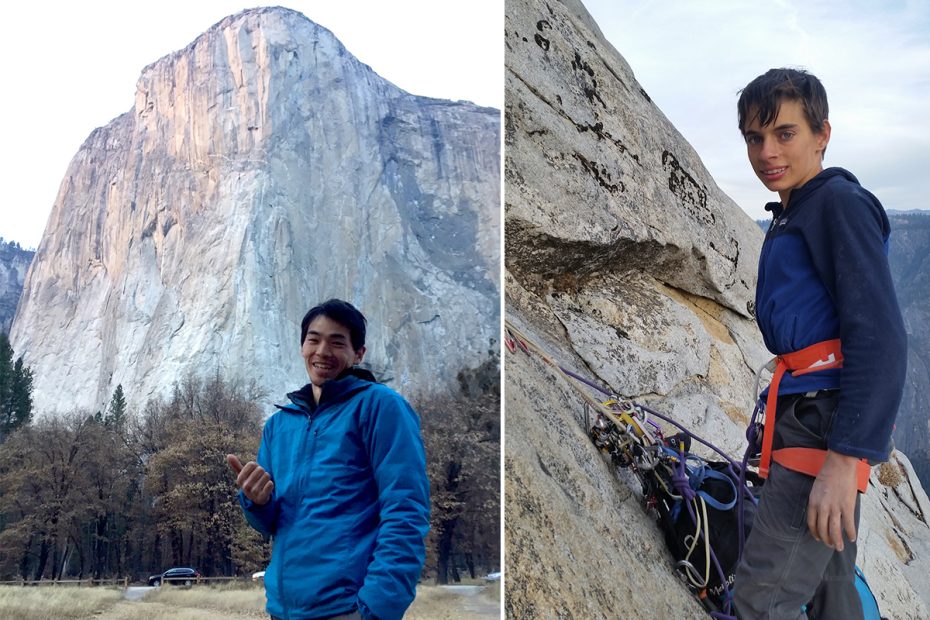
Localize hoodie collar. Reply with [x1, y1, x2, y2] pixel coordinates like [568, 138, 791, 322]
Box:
[763, 167, 859, 219]
[280, 368, 376, 415]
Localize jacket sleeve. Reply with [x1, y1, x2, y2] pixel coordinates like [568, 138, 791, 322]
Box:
[238, 417, 280, 537]
[804, 185, 907, 461]
[357, 388, 431, 620]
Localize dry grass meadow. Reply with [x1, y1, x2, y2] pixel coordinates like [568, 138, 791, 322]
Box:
[0, 580, 500, 620]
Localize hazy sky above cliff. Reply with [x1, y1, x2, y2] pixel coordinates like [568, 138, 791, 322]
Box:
[0, 1, 502, 249]
[3, 1, 928, 248]
[584, 0, 930, 221]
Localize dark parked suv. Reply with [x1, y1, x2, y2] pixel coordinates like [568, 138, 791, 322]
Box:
[148, 567, 201, 587]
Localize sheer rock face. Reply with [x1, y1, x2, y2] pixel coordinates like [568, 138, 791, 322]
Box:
[10, 7, 500, 413]
[504, 0, 930, 617]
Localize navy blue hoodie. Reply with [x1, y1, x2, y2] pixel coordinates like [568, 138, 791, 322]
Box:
[756, 167, 907, 462]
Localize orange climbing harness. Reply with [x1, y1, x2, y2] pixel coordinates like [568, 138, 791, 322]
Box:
[760, 339, 871, 493]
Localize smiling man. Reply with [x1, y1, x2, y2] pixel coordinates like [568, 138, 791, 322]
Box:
[733, 69, 907, 619]
[227, 298, 430, 620]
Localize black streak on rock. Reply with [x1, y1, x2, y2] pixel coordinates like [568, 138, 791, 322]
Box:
[576, 121, 604, 135]
[574, 153, 624, 193]
[537, 452, 552, 477]
[709, 238, 739, 265]
[571, 51, 605, 108]
[535, 19, 551, 51]
[576, 123, 640, 165]
[572, 51, 595, 77]
[584, 85, 604, 107]
[661, 151, 713, 225]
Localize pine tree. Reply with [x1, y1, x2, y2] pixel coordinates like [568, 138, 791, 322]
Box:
[0, 334, 33, 441]
[10, 359, 33, 425]
[106, 385, 127, 429]
[0, 334, 12, 414]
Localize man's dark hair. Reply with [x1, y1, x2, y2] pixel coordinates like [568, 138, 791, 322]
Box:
[300, 299, 367, 351]
[737, 68, 829, 141]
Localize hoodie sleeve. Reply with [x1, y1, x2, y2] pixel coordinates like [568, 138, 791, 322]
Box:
[803, 183, 907, 461]
[239, 417, 280, 537]
[357, 387, 431, 620]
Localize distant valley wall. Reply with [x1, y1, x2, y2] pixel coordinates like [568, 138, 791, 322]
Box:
[888, 213, 930, 490]
[0, 241, 33, 335]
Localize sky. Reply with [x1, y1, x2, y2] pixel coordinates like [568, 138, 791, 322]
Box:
[0, 1, 502, 249]
[3, 1, 928, 248]
[582, 0, 930, 222]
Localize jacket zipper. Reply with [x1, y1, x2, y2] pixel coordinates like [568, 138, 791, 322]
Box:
[280, 408, 321, 619]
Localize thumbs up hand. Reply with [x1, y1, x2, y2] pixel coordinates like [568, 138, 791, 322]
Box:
[227, 454, 275, 506]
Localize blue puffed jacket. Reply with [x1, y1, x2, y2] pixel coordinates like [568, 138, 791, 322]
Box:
[240, 370, 430, 620]
[756, 167, 907, 462]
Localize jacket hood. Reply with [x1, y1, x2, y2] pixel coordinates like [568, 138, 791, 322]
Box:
[764, 167, 860, 219]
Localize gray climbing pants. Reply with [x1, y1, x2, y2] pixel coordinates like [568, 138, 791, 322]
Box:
[733, 392, 864, 620]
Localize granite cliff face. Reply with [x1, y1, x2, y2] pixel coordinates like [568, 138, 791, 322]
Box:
[504, 0, 930, 617]
[10, 7, 500, 413]
[0, 241, 33, 335]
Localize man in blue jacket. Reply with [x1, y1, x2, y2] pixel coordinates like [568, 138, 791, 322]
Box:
[732, 69, 906, 618]
[227, 299, 430, 620]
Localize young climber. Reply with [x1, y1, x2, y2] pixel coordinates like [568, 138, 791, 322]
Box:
[732, 68, 907, 619]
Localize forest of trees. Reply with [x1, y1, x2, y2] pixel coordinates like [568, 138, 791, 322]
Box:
[421, 355, 501, 584]
[0, 336, 501, 584]
[0, 370, 270, 582]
